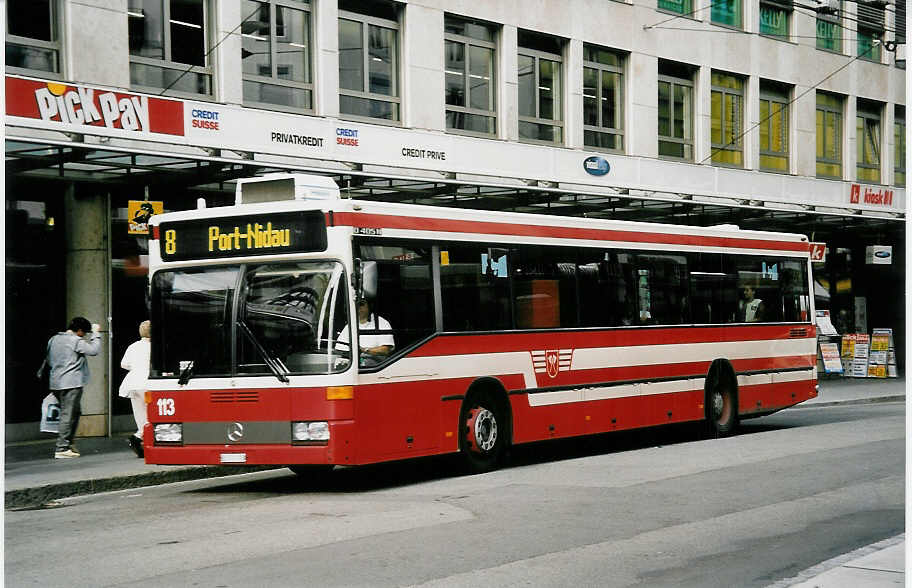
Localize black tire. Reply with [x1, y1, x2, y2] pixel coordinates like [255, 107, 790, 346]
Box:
[288, 464, 334, 477]
[460, 394, 508, 473]
[706, 361, 739, 437]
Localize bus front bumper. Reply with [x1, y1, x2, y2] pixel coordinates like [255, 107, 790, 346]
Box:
[144, 443, 343, 466]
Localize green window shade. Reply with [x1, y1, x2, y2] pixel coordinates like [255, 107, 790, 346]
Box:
[816, 19, 841, 52]
[658, 0, 692, 14]
[760, 4, 788, 37]
[712, 0, 742, 27]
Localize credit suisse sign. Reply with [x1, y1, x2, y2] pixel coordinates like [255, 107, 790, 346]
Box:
[5, 75, 184, 137]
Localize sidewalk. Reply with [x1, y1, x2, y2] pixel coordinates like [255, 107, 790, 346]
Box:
[4, 377, 905, 586]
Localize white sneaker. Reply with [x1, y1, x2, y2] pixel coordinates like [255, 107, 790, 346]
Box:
[54, 449, 79, 459]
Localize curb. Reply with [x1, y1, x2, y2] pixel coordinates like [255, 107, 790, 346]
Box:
[790, 395, 906, 409]
[5, 465, 281, 509]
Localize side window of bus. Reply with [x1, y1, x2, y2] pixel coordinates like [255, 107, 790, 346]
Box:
[440, 244, 511, 331]
[689, 253, 738, 324]
[633, 254, 688, 325]
[731, 256, 783, 323]
[354, 241, 435, 353]
[577, 250, 636, 327]
[512, 246, 578, 328]
[779, 260, 809, 322]
[731, 256, 809, 323]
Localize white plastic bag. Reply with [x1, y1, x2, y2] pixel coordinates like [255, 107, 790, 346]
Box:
[40, 393, 60, 434]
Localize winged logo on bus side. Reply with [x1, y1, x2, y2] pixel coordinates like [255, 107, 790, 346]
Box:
[531, 349, 573, 379]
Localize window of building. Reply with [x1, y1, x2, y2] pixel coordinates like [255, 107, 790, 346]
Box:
[518, 30, 563, 144]
[759, 82, 790, 172]
[128, 0, 212, 96]
[657, 0, 692, 15]
[759, 0, 790, 39]
[816, 1, 842, 52]
[657, 61, 694, 160]
[241, 0, 313, 112]
[856, 2, 884, 61]
[711, 0, 742, 28]
[895, 106, 905, 187]
[856, 100, 882, 183]
[896, 0, 906, 68]
[338, 0, 400, 122]
[816, 92, 843, 178]
[6, 0, 60, 75]
[583, 45, 624, 152]
[445, 16, 497, 136]
[710, 72, 744, 167]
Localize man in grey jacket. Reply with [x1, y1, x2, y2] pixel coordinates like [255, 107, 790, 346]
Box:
[39, 317, 103, 459]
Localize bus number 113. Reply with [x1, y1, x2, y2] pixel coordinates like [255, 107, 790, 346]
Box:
[157, 397, 175, 416]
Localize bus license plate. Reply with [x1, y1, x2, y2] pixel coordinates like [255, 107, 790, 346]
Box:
[220, 453, 247, 464]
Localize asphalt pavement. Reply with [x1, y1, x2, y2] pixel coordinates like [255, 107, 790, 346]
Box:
[4, 375, 906, 586]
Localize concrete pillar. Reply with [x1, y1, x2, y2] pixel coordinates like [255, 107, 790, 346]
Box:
[499, 25, 519, 142]
[217, 0, 243, 106]
[745, 75, 759, 170]
[794, 85, 816, 178]
[565, 39, 583, 150]
[694, 66, 712, 165]
[66, 0, 129, 88]
[845, 96, 857, 181]
[402, 3, 444, 131]
[314, 0, 339, 117]
[64, 186, 110, 437]
[628, 52, 658, 158]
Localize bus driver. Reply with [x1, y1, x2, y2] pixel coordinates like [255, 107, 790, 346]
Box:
[338, 298, 394, 364]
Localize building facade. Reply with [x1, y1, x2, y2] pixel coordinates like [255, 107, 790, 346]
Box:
[5, 0, 906, 439]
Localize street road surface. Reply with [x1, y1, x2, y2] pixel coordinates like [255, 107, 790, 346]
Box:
[6, 402, 904, 587]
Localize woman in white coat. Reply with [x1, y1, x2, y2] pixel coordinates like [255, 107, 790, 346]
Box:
[120, 320, 151, 458]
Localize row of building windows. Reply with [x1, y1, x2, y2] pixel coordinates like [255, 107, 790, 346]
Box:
[662, 0, 898, 65]
[5, 0, 905, 186]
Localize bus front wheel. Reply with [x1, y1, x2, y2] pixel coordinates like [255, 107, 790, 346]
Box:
[461, 396, 507, 473]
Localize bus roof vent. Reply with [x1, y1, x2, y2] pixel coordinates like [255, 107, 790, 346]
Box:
[235, 174, 340, 205]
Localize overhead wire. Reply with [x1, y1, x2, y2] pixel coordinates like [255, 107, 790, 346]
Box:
[698, 42, 879, 165]
[158, 4, 263, 96]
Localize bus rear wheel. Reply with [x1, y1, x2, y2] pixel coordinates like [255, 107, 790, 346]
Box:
[706, 362, 738, 437]
[461, 398, 506, 473]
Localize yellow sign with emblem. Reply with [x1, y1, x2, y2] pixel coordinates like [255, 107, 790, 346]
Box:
[127, 200, 164, 234]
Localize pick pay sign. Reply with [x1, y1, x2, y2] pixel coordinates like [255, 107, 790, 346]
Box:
[5, 76, 184, 137]
[128, 201, 164, 235]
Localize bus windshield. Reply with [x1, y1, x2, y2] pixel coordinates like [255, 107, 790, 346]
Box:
[150, 261, 351, 379]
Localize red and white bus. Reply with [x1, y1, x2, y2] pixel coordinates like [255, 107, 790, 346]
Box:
[145, 174, 817, 473]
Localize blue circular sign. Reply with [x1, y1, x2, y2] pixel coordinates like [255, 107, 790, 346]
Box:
[583, 156, 610, 176]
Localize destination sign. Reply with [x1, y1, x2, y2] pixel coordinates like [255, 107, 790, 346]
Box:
[158, 211, 326, 261]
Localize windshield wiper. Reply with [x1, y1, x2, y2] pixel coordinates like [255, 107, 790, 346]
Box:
[178, 361, 194, 385]
[238, 320, 290, 383]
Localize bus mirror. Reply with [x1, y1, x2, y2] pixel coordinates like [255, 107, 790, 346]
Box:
[353, 258, 363, 297]
[361, 261, 377, 300]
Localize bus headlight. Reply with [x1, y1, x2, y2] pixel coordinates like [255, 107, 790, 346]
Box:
[292, 421, 330, 442]
[154, 423, 183, 443]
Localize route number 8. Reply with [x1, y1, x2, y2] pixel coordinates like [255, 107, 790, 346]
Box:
[164, 229, 177, 255]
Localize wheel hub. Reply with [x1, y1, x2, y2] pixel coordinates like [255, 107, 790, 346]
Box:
[466, 407, 497, 453]
[712, 391, 725, 420]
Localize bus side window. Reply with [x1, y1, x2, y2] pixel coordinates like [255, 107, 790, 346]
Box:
[576, 250, 636, 327]
[440, 244, 512, 332]
[354, 241, 435, 357]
